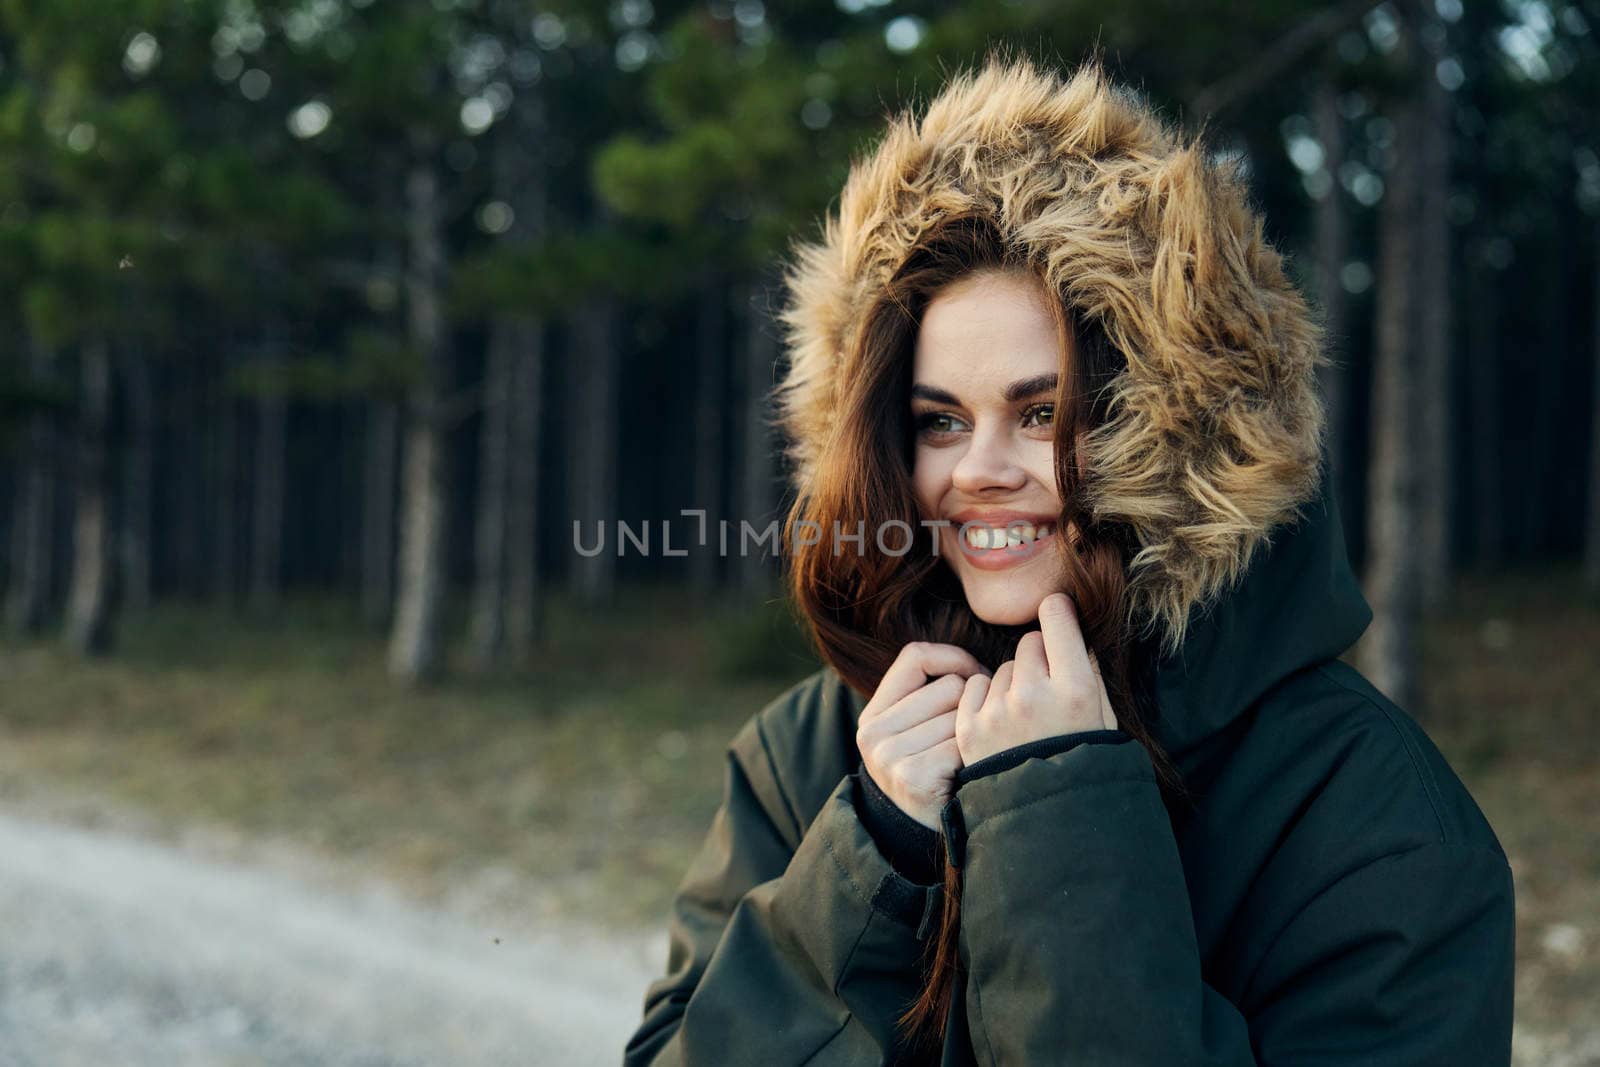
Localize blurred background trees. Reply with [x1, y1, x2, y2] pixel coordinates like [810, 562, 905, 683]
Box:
[1, 0, 1597, 705]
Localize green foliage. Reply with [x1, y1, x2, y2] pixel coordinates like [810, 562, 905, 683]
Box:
[591, 12, 825, 275]
[229, 353, 352, 403]
[344, 326, 422, 398]
[224, 328, 425, 402]
[451, 223, 695, 314]
[595, 126, 745, 228]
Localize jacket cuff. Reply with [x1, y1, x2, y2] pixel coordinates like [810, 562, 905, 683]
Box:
[853, 768, 944, 887]
[948, 736, 1208, 1064]
[956, 731, 1153, 830]
[955, 729, 1129, 787]
[801, 774, 942, 939]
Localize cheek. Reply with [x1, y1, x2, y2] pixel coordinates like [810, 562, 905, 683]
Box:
[911, 446, 953, 515]
[1025, 440, 1064, 507]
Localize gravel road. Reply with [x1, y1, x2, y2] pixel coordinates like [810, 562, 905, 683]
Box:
[0, 810, 665, 1066]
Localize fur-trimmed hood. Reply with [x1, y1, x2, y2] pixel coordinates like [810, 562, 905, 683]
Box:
[774, 56, 1333, 658]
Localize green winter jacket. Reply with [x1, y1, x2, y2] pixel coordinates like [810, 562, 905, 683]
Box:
[623, 475, 1514, 1066]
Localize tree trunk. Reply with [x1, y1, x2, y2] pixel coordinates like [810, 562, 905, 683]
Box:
[505, 93, 549, 660]
[362, 165, 405, 629]
[1466, 262, 1503, 571]
[737, 272, 780, 595]
[64, 338, 115, 655]
[363, 399, 400, 627]
[690, 275, 725, 594]
[5, 337, 57, 634]
[505, 316, 545, 657]
[213, 348, 241, 604]
[468, 100, 550, 670]
[120, 345, 154, 612]
[1358, 31, 1424, 715]
[1585, 217, 1600, 593]
[387, 147, 451, 684]
[1416, 10, 1455, 609]
[171, 356, 206, 598]
[1312, 72, 1351, 481]
[1521, 190, 1572, 558]
[568, 294, 618, 607]
[467, 318, 513, 670]
[389, 408, 447, 683]
[250, 345, 287, 613]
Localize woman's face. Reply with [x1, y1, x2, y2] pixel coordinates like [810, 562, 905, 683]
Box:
[910, 269, 1074, 627]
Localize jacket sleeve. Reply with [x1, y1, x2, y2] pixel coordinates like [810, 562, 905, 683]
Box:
[623, 712, 940, 1065]
[950, 732, 1516, 1066]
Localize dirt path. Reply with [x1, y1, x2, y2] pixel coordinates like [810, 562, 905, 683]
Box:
[0, 809, 664, 1066]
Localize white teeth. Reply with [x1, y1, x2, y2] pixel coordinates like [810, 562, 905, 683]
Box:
[963, 523, 1056, 549]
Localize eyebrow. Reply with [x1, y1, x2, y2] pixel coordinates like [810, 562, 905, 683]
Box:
[910, 373, 1059, 406]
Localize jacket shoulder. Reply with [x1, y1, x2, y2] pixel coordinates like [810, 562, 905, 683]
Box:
[727, 665, 863, 848]
[1256, 660, 1506, 862]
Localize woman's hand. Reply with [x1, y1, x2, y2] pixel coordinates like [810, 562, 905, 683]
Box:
[955, 593, 1119, 766]
[856, 642, 991, 829]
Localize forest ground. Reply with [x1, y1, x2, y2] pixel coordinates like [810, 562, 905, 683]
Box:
[0, 575, 1593, 1064]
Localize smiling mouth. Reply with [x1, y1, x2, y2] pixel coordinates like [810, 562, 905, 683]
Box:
[952, 521, 1060, 570]
[961, 522, 1056, 550]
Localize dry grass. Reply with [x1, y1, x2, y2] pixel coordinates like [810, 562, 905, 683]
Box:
[0, 587, 819, 929]
[1417, 567, 1600, 1063]
[0, 572, 1594, 1057]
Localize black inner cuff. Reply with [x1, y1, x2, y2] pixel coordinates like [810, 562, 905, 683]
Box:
[853, 767, 944, 886]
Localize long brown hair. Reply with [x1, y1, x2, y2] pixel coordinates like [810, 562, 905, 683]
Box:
[780, 214, 1191, 1055]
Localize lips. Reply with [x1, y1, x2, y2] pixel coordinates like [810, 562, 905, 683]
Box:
[947, 511, 1062, 571]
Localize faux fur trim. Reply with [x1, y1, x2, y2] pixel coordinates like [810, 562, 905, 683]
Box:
[774, 56, 1328, 656]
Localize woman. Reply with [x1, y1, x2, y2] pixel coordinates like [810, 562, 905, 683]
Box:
[624, 55, 1514, 1065]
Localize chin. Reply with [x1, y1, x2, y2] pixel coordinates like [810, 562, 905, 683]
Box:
[959, 576, 1051, 627]
[943, 529, 1072, 628]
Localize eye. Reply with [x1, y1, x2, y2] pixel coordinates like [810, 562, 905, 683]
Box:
[1021, 403, 1055, 430]
[913, 411, 968, 441]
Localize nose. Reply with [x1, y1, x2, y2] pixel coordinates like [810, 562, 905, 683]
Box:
[950, 422, 1028, 494]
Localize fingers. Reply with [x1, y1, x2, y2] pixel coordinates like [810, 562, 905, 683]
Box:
[1088, 650, 1119, 729]
[863, 642, 989, 724]
[925, 735, 962, 768]
[957, 671, 990, 721]
[877, 709, 957, 762]
[1037, 592, 1093, 679]
[871, 672, 967, 736]
[1013, 630, 1048, 686]
[956, 660, 1012, 761]
[954, 670, 989, 754]
[986, 660, 1014, 713]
